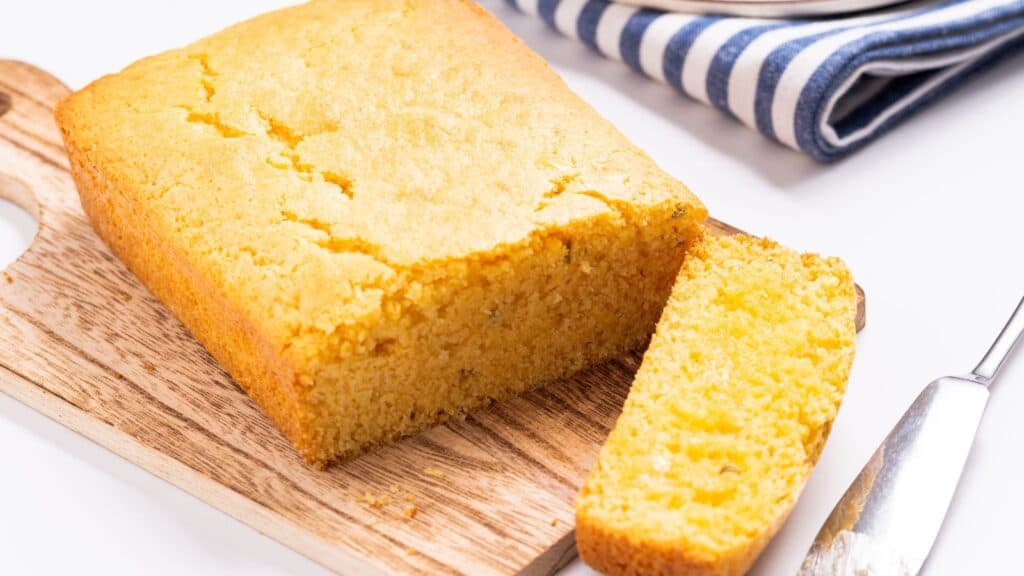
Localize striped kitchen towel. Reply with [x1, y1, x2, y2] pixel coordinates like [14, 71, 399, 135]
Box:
[504, 0, 1024, 160]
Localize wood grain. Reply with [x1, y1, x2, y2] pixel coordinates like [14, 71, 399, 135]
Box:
[0, 60, 865, 576]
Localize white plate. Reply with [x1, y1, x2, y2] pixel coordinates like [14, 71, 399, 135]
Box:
[618, 0, 912, 17]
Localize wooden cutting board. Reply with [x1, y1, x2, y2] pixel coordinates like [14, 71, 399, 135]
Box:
[0, 60, 865, 576]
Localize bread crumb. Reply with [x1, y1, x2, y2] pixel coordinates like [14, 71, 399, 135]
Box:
[423, 467, 444, 478]
[121, 292, 132, 302]
[356, 492, 392, 508]
[402, 504, 418, 520]
[388, 483, 400, 494]
[550, 518, 559, 527]
[142, 360, 156, 374]
[2, 272, 12, 284]
[405, 547, 417, 556]
[403, 492, 415, 502]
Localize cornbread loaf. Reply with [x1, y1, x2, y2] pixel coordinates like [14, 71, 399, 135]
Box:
[54, 0, 706, 465]
[576, 234, 857, 576]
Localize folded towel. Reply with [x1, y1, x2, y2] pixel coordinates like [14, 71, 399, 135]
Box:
[504, 0, 1024, 160]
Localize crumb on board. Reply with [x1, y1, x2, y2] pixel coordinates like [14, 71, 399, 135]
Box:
[406, 547, 417, 556]
[2, 272, 12, 284]
[403, 492, 415, 502]
[121, 292, 132, 302]
[423, 467, 444, 478]
[142, 360, 156, 373]
[356, 492, 393, 509]
[388, 483, 400, 494]
[402, 504, 418, 520]
[550, 518, 559, 527]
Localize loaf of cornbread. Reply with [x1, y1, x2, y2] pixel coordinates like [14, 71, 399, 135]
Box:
[55, 0, 705, 465]
[576, 234, 856, 576]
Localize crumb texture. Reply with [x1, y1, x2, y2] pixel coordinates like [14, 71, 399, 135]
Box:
[576, 234, 856, 576]
[55, 0, 704, 463]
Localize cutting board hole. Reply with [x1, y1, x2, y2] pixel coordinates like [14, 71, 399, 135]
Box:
[0, 174, 39, 270]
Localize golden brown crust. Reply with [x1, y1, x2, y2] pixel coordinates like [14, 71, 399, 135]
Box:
[577, 489, 793, 576]
[57, 107, 322, 460]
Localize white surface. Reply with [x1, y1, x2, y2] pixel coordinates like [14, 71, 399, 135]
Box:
[2, 2, 1023, 574]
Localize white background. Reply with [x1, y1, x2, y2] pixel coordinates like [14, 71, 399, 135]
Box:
[2, 1, 1023, 574]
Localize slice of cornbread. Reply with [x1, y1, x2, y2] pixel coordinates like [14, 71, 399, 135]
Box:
[55, 0, 705, 465]
[576, 234, 857, 576]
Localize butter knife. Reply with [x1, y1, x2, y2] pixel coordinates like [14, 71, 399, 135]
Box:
[799, 295, 1024, 575]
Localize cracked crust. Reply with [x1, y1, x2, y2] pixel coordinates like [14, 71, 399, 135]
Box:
[55, 0, 705, 464]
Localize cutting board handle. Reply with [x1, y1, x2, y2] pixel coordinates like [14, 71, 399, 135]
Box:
[0, 60, 74, 261]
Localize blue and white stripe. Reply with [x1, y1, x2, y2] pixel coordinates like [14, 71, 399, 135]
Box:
[505, 0, 1024, 160]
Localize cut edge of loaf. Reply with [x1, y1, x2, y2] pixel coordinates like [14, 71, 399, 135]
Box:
[300, 203, 706, 465]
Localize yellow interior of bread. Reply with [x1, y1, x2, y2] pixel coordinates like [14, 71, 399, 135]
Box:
[303, 203, 701, 462]
[577, 234, 856, 562]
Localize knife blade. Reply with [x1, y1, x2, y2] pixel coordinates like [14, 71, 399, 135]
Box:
[799, 295, 1024, 575]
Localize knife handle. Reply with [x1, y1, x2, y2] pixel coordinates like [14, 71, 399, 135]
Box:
[972, 295, 1024, 384]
